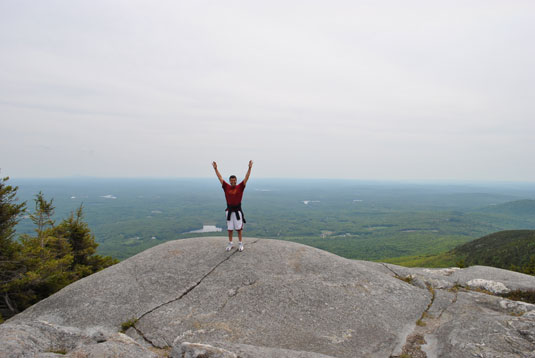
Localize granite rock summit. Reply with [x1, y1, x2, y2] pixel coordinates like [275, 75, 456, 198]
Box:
[1, 237, 534, 357]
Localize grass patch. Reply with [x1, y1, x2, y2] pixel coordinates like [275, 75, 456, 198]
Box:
[470, 287, 495, 296]
[455, 285, 535, 306]
[394, 275, 414, 285]
[501, 289, 535, 304]
[416, 319, 426, 327]
[448, 283, 462, 293]
[47, 350, 67, 355]
[120, 318, 138, 333]
[382, 251, 459, 268]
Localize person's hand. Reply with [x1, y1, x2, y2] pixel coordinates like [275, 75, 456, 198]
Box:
[212, 161, 217, 169]
[248, 160, 253, 168]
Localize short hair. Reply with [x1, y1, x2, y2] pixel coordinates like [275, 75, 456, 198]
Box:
[229, 175, 237, 180]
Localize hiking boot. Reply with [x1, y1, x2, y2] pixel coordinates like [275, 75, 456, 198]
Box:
[226, 242, 234, 251]
[238, 242, 244, 252]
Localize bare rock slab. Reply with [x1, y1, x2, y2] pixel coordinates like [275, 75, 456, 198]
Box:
[3, 237, 535, 358]
[132, 238, 429, 357]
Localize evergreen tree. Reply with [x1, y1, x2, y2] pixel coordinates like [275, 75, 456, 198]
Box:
[8, 193, 73, 313]
[30, 191, 55, 248]
[521, 256, 535, 275]
[3, 191, 117, 318]
[52, 205, 118, 279]
[0, 176, 26, 315]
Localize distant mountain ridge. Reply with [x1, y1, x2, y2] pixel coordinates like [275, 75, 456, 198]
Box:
[481, 199, 535, 216]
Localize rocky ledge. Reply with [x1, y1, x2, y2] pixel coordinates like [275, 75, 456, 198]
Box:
[1, 237, 534, 358]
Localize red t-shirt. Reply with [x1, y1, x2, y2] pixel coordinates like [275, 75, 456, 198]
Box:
[222, 181, 245, 206]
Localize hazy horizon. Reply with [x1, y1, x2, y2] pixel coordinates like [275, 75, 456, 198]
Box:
[2, 1, 534, 181]
[9, 176, 535, 187]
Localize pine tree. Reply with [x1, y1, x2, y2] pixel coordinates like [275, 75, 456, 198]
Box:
[521, 256, 535, 275]
[52, 205, 118, 279]
[8, 193, 73, 313]
[1, 179, 118, 319]
[30, 191, 55, 248]
[0, 175, 26, 315]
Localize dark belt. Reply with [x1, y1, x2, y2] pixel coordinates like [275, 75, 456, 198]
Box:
[226, 204, 246, 223]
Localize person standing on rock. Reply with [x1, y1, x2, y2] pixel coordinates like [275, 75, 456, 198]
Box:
[212, 160, 253, 252]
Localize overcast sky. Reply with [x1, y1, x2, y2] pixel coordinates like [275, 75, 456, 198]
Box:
[1, 1, 534, 181]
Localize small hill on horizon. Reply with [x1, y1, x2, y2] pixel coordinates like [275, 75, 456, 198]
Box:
[454, 230, 535, 272]
[386, 230, 535, 274]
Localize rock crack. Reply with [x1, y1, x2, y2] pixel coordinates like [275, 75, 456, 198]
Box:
[133, 239, 260, 347]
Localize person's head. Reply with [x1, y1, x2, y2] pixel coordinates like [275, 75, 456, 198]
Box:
[229, 175, 237, 186]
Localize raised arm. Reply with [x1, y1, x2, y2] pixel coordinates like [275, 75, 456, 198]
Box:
[243, 160, 253, 185]
[212, 161, 224, 185]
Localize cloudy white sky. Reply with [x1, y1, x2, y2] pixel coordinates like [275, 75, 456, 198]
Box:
[1, 1, 534, 181]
